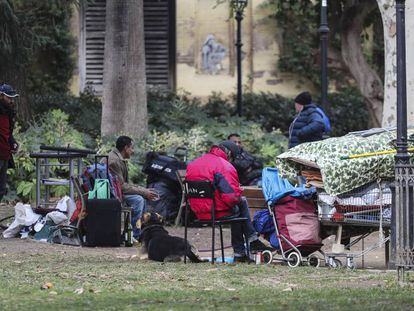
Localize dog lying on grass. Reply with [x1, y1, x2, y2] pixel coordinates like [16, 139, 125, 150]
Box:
[138, 212, 206, 263]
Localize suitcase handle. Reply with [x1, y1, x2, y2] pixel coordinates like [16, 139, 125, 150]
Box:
[94, 155, 109, 179]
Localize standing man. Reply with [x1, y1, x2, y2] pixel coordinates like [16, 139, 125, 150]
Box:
[108, 136, 158, 240]
[288, 91, 325, 148]
[0, 84, 19, 201]
[186, 140, 271, 263]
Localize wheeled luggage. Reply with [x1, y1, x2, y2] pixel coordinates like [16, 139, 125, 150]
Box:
[84, 155, 122, 246]
[85, 198, 121, 246]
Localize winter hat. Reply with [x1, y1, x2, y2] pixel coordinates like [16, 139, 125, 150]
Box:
[294, 91, 312, 106]
[218, 140, 240, 158]
[0, 84, 19, 98]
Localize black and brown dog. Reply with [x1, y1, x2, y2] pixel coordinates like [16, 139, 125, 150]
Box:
[139, 212, 206, 263]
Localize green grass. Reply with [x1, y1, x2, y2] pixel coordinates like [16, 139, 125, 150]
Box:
[1, 252, 413, 310]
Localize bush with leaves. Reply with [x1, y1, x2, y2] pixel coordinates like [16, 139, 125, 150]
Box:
[30, 88, 102, 140]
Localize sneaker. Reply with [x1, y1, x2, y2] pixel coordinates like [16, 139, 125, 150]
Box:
[233, 255, 254, 264]
[249, 239, 274, 253]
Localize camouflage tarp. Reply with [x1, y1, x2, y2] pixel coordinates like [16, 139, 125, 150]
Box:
[275, 129, 414, 196]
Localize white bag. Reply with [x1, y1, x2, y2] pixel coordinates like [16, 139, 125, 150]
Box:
[2, 203, 41, 238]
[46, 211, 68, 225]
[55, 196, 76, 221]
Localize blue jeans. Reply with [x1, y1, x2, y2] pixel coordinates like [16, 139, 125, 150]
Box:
[124, 194, 145, 238]
[222, 197, 258, 257]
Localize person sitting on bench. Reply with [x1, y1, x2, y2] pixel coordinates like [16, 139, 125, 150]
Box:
[186, 140, 272, 263]
[108, 136, 157, 240]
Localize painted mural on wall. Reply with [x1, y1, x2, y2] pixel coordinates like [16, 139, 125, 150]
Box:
[201, 34, 227, 74]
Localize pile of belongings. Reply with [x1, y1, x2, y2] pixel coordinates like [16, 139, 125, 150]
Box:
[2, 196, 80, 246]
[275, 128, 414, 224]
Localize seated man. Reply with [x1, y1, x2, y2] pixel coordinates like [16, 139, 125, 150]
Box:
[186, 140, 271, 262]
[228, 133, 263, 186]
[108, 136, 157, 240]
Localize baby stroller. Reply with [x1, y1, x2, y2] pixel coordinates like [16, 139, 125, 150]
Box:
[256, 168, 323, 267]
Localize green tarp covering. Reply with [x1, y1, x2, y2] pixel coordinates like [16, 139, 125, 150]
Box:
[275, 129, 414, 196]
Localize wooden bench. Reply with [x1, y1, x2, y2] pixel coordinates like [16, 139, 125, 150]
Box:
[242, 186, 267, 219]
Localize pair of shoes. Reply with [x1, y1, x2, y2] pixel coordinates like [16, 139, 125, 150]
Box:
[233, 255, 254, 264]
[249, 239, 273, 253]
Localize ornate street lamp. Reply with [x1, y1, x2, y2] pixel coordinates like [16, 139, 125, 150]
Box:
[318, 0, 329, 113]
[231, 0, 248, 117]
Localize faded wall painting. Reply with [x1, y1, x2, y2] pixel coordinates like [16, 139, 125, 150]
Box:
[201, 34, 227, 74]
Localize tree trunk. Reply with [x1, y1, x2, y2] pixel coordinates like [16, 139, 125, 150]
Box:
[341, 1, 384, 128]
[101, 0, 147, 138]
[379, 0, 414, 127]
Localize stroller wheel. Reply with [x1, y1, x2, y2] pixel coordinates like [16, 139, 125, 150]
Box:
[329, 258, 342, 269]
[346, 257, 356, 270]
[262, 250, 273, 264]
[307, 255, 320, 268]
[287, 252, 301, 268]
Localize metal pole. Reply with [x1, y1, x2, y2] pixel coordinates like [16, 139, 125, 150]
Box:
[235, 10, 243, 117]
[393, 0, 413, 281]
[319, 0, 329, 113]
[395, 0, 409, 164]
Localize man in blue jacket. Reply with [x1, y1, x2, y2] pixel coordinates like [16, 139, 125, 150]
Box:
[288, 91, 325, 148]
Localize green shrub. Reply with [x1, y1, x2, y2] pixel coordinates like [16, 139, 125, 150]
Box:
[31, 88, 102, 140]
[326, 88, 369, 136]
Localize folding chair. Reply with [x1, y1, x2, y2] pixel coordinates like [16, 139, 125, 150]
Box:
[183, 180, 249, 264]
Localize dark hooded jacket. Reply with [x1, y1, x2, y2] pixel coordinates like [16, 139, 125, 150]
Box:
[288, 103, 325, 148]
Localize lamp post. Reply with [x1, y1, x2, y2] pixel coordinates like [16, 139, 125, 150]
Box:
[318, 0, 329, 113]
[393, 0, 413, 281]
[395, 0, 409, 164]
[232, 0, 248, 117]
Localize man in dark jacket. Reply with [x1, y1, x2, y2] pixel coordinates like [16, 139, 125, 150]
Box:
[186, 140, 271, 262]
[228, 133, 262, 186]
[288, 91, 325, 148]
[0, 84, 19, 201]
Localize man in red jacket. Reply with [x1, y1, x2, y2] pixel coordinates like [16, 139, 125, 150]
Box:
[186, 140, 271, 262]
[0, 84, 19, 201]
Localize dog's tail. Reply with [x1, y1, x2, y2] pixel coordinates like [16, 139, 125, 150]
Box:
[186, 244, 208, 263]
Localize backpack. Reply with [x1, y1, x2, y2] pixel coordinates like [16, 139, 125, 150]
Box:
[81, 163, 122, 201]
[315, 106, 331, 133]
[142, 151, 186, 184]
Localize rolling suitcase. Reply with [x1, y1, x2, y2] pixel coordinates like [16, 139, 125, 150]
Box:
[85, 198, 121, 246]
[85, 155, 122, 247]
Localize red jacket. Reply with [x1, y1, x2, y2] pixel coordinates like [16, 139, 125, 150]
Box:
[186, 146, 242, 220]
[0, 114, 11, 161]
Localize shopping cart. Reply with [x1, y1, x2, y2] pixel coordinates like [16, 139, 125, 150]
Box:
[317, 180, 391, 269]
[257, 168, 323, 267]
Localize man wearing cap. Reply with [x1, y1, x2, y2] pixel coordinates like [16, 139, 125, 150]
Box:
[288, 91, 325, 148]
[186, 140, 271, 263]
[0, 84, 19, 201]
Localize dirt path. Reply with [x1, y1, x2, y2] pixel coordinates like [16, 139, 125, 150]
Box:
[0, 203, 389, 269]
